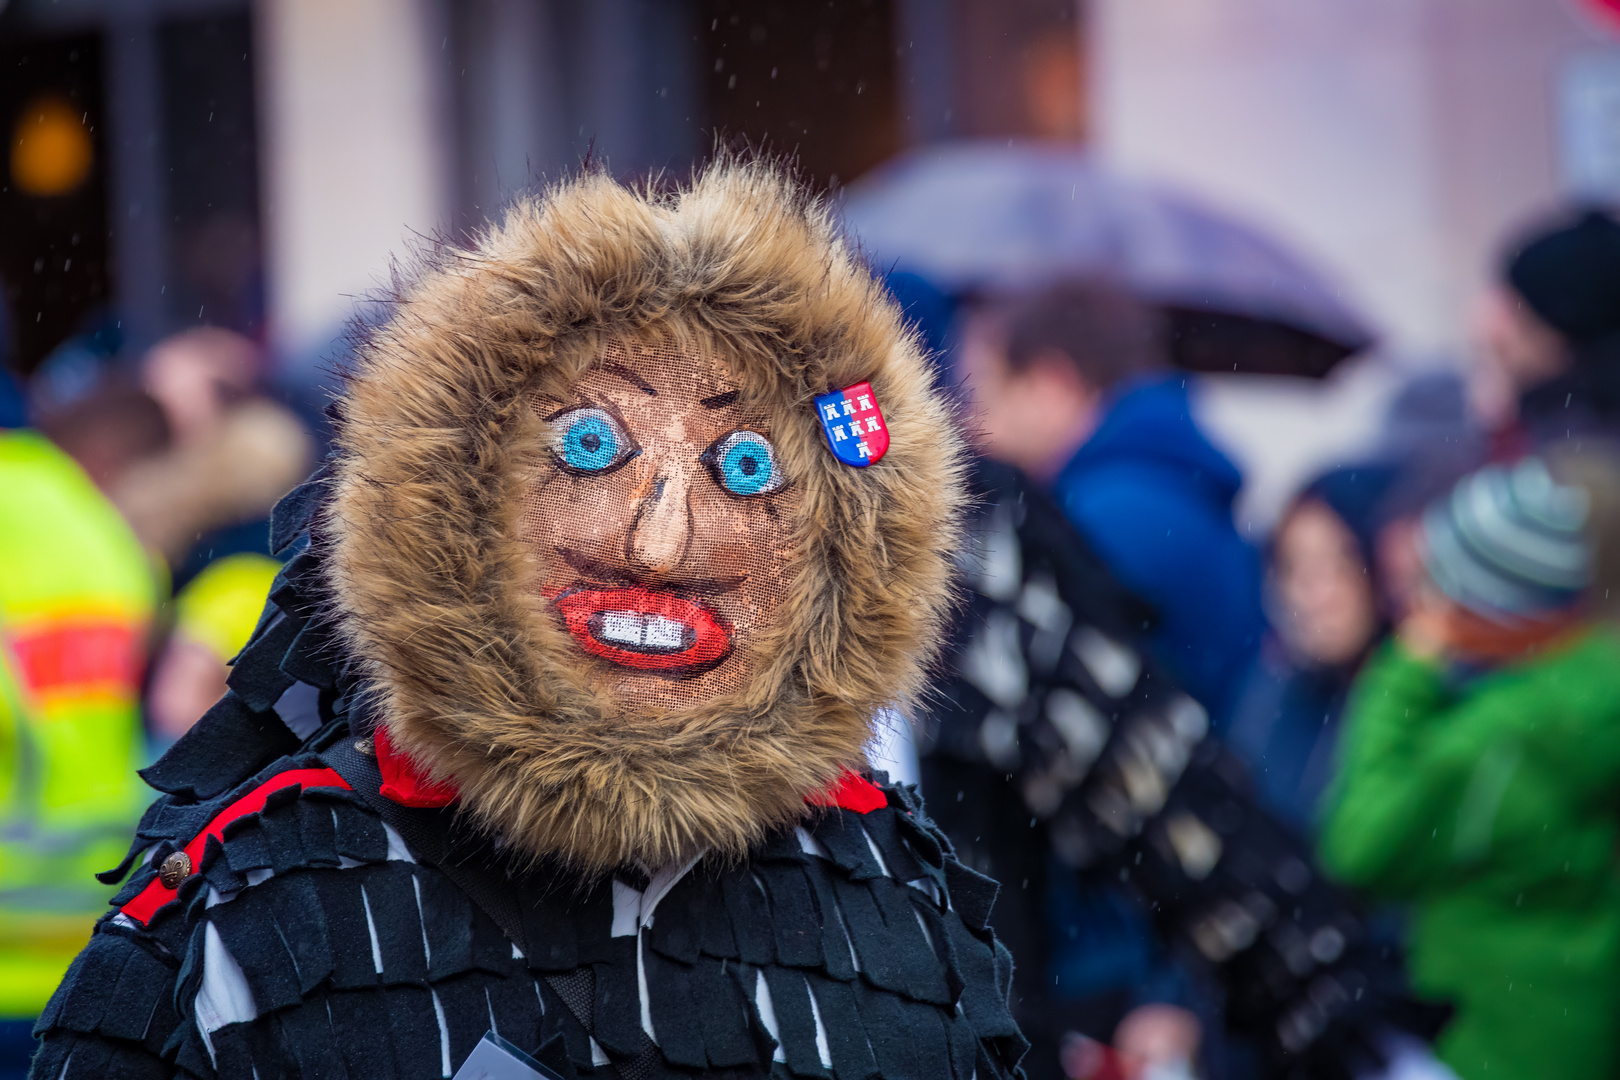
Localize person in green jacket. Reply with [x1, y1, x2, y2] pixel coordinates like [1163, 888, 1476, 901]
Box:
[1321, 453, 1620, 1080]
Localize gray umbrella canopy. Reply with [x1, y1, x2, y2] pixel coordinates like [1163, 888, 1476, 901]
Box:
[841, 142, 1376, 377]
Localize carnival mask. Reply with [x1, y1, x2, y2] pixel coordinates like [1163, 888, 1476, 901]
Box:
[522, 342, 797, 710]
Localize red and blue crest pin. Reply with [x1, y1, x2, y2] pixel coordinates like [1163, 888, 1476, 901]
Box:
[814, 381, 890, 467]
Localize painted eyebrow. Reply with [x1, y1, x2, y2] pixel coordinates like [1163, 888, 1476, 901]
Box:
[699, 390, 740, 409]
[601, 362, 657, 395]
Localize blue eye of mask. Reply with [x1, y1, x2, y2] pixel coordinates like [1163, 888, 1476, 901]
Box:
[550, 408, 631, 472]
[709, 431, 784, 497]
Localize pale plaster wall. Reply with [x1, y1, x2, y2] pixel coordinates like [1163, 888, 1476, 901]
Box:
[256, 0, 453, 363]
[1090, 0, 1612, 526]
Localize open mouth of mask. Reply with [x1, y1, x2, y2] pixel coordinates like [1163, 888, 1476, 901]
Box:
[553, 585, 733, 675]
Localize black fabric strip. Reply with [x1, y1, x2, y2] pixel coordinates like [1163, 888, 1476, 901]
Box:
[483, 971, 548, 1054]
[893, 995, 952, 1080]
[294, 797, 342, 868]
[311, 870, 382, 990]
[435, 975, 503, 1072]
[809, 816, 883, 881]
[798, 861, 857, 983]
[381, 984, 445, 1076]
[696, 874, 740, 961]
[720, 872, 776, 967]
[943, 1010, 978, 1080]
[271, 474, 328, 556]
[99, 939, 173, 1043]
[894, 812, 945, 870]
[939, 916, 1019, 1043]
[418, 869, 476, 981]
[52, 1036, 111, 1079]
[541, 966, 596, 1069]
[644, 871, 702, 966]
[206, 1021, 260, 1080]
[757, 863, 823, 969]
[139, 692, 301, 800]
[209, 889, 305, 1011]
[824, 878, 899, 995]
[590, 937, 644, 1057]
[913, 903, 965, 1004]
[281, 622, 341, 691]
[801, 973, 875, 1080]
[266, 872, 337, 995]
[760, 966, 828, 1078]
[221, 814, 274, 874]
[332, 801, 389, 863]
[278, 996, 351, 1080]
[867, 880, 950, 1005]
[642, 947, 706, 1068]
[860, 811, 924, 883]
[941, 860, 998, 932]
[326, 990, 402, 1080]
[361, 863, 431, 986]
[96, 797, 176, 885]
[850, 980, 910, 1080]
[54, 933, 132, 1034]
[692, 957, 758, 1069]
[226, 614, 300, 712]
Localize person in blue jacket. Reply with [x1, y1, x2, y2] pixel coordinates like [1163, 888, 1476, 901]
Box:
[958, 280, 1266, 720]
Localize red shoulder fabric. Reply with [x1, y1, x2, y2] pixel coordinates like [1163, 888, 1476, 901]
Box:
[120, 767, 352, 925]
[809, 770, 888, 814]
[374, 726, 458, 808]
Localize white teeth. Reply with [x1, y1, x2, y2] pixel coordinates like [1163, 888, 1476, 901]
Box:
[596, 612, 689, 651]
[643, 616, 687, 650]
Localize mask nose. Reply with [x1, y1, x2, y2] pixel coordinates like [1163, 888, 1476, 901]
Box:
[627, 465, 694, 576]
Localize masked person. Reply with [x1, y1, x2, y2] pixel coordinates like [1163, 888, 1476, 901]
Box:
[30, 163, 1025, 1080]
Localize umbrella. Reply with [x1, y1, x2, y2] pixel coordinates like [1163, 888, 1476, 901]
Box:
[840, 142, 1376, 377]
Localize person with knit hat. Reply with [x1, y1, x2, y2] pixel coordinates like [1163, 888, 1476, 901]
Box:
[1472, 207, 1620, 449]
[1320, 453, 1620, 1080]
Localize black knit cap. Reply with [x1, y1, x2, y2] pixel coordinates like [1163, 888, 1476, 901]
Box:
[1505, 208, 1620, 346]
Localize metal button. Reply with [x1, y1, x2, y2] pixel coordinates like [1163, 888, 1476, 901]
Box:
[158, 851, 192, 889]
[354, 737, 375, 757]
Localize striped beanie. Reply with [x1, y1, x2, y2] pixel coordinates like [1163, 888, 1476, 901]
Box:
[1420, 457, 1591, 619]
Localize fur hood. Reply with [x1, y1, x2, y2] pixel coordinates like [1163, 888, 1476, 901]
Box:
[325, 160, 967, 873]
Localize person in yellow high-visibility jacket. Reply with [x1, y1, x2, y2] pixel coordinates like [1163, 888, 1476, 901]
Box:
[0, 427, 156, 1022]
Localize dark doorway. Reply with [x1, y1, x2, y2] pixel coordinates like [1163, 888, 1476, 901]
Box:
[699, 0, 900, 191]
[0, 32, 111, 375]
[159, 12, 262, 338]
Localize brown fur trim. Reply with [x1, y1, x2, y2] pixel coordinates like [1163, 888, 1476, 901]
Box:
[325, 159, 967, 873]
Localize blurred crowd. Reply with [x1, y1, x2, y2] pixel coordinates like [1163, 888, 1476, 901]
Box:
[905, 201, 1620, 1080]
[0, 322, 311, 1072]
[3, 152, 1620, 1080]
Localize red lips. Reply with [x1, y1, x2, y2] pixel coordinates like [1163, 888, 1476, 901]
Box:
[552, 585, 733, 674]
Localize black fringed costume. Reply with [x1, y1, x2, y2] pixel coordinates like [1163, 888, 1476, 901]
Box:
[34, 487, 1023, 1080]
[920, 460, 1447, 1079]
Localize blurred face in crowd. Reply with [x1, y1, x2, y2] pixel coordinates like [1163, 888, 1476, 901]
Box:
[1272, 498, 1380, 667]
[1468, 285, 1570, 425]
[958, 312, 1103, 481]
[142, 328, 261, 445]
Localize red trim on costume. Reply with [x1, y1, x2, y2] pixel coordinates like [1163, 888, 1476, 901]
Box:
[809, 770, 888, 814]
[120, 767, 352, 925]
[375, 727, 458, 808]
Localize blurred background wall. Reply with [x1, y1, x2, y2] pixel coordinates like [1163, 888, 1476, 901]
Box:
[1, 0, 1617, 516]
